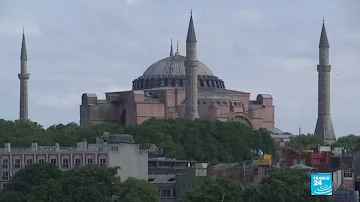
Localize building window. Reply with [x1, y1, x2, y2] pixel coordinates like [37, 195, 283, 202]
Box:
[50, 158, 57, 164]
[300, 159, 305, 165]
[62, 158, 69, 168]
[1, 159, 8, 169]
[100, 158, 106, 166]
[14, 159, 21, 168]
[26, 159, 33, 165]
[111, 147, 118, 151]
[75, 158, 81, 166]
[2, 171, 9, 181]
[161, 189, 173, 198]
[173, 189, 176, 198]
[38, 159, 45, 163]
[344, 170, 353, 178]
[87, 158, 93, 164]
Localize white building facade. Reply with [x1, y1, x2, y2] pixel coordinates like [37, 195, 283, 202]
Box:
[0, 133, 148, 188]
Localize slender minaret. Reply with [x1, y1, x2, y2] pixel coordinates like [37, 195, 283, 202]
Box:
[314, 19, 336, 145]
[184, 11, 199, 120]
[18, 28, 30, 121]
[170, 38, 174, 56]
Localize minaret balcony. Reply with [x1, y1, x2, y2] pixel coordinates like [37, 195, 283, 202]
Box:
[18, 73, 30, 80]
[317, 65, 331, 72]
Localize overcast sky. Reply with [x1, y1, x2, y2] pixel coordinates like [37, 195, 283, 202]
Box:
[0, 0, 359, 137]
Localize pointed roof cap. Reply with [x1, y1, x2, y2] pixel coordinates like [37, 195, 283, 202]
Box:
[319, 18, 330, 48]
[20, 28, 27, 60]
[186, 10, 197, 42]
[170, 38, 174, 56]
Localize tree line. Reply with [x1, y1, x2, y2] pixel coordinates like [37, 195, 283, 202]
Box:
[0, 118, 276, 164]
[0, 163, 159, 202]
[0, 163, 329, 202]
[287, 133, 357, 151]
[184, 168, 330, 202]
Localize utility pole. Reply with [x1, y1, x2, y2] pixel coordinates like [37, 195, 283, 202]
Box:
[221, 193, 225, 202]
[243, 161, 246, 189]
[298, 126, 302, 164]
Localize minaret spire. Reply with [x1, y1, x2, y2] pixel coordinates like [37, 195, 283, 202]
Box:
[319, 18, 329, 48]
[20, 27, 27, 60]
[170, 38, 174, 56]
[314, 19, 336, 145]
[18, 28, 30, 121]
[184, 10, 199, 120]
[186, 10, 197, 42]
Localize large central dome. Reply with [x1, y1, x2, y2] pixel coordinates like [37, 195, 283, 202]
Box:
[132, 51, 226, 90]
[142, 55, 214, 78]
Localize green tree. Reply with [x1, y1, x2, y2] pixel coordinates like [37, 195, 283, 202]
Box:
[287, 134, 322, 150]
[26, 179, 63, 202]
[242, 168, 329, 202]
[333, 134, 360, 149]
[182, 178, 243, 202]
[4, 163, 62, 198]
[0, 164, 158, 202]
[60, 165, 121, 202]
[183, 169, 330, 202]
[0, 163, 63, 202]
[114, 177, 160, 202]
[0, 118, 276, 164]
[124, 118, 276, 163]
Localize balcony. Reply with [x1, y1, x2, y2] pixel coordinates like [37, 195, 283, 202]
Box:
[13, 164, 21, 169]
[1, 165, 8, 169]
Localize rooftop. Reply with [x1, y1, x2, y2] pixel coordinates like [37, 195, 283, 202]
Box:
[142, 55, 213, 78]
[148, 157, 198, 163]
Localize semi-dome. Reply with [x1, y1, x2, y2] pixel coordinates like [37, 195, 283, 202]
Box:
[142, 55, 214, 78]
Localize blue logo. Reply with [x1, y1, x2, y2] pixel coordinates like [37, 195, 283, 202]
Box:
[311, 173, 332, 196]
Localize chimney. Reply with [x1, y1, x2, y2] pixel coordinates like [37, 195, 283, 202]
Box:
[55, 143, 60, 152]
[4, 143, 11, 152]
[31, 142, 38, 151]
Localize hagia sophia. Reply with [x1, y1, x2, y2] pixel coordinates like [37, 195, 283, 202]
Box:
[79, 13, 275, 130]
[15, 12, 336, 144]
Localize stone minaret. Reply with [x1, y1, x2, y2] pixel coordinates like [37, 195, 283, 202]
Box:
[184, 12, 199, 120]
[314, 19, 336, 145]
[18, 29, 30, 121]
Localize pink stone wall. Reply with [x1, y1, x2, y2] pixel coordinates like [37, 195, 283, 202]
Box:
[100, 89, 275, 129]
[135, 103, 165, 124]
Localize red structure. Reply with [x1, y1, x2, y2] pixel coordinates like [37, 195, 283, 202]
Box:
[274, 146, 330, 169]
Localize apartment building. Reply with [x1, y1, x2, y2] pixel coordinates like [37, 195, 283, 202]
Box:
[0, 133, 148, 188]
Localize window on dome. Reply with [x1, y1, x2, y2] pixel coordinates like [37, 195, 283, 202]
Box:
[206, 80, 210, 87]
[200, 80, 204, 87]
